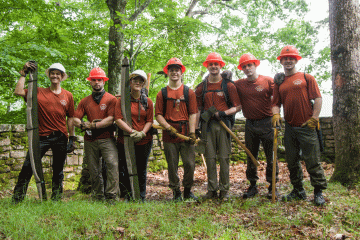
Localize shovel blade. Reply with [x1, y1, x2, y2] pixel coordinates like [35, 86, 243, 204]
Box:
[195, 140, 206, 154]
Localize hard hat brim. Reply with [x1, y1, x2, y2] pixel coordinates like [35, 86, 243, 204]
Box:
[237, 59, 260, 70]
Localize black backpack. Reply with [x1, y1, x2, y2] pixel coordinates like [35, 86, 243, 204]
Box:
[195, 75, 236, 128]
[161, 85, 190, 117]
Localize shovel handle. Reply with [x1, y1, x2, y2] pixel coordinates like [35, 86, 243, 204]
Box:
[218, 120, 259, 167]
[152, 124, 200, 143]
[272, 128, 278, 203]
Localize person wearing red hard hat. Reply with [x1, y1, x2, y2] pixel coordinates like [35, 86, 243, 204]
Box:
[155, 57, 199, 201]
[195, 52, 241, 200]
[272, 45, 327, 206]
[73, 67, 120, 203]
[234, 53, 279, 199]
[115, 69, 154, 202]
[13, 62, 75, 203]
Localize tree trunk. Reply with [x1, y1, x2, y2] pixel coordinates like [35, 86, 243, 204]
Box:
[329, 0, 360, 186]
[106, 0, 126, 96]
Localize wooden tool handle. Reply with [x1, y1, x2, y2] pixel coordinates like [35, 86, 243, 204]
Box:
[272, 128, 278, 203]
[218, 120, 259, 167]
[152, 124, 192, 141]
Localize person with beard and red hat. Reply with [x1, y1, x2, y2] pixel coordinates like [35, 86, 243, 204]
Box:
[73, 67, 119, 203]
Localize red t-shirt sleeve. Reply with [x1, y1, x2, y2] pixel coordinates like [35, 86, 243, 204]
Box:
[306, 74, 322, 99]
[114, 97, 123, 120]
[107, 97, 117, 117]
[155, 91, 164, 117]
[74, 99, 86, 119]
[146, 98, 154, 122]
[67, 92, 75, 118]
[188, 89, 198, 115]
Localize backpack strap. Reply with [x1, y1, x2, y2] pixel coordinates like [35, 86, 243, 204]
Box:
[161, 85, 190, 118]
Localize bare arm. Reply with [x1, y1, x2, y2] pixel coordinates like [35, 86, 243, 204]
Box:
[312, 97, 322, 119]
[67, 117, 75, 136]
[272, 106, 281, 115]
[72, 117, 82, 128]
[115, 118, 133, 134]
[14, 76, 26, 97]
[142, 121, 153, 134]
[156, 114, 172, 129]
[189, 113, 196, 133]
[91, 116, 114, 129]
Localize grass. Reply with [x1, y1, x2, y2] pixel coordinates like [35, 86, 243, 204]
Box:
[0, 181, 359, 239]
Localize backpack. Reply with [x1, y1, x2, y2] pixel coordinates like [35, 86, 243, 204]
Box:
[196, 75, 236, 128]
[161, 85, 190, 117]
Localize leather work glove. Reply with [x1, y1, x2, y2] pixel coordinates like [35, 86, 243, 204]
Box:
[272, 113, 281, 128]
[82, 121, 92, 130]
[188, 132, 196, 145]
[166, 126, 178, 137]
[19, 61, 37, 77]
[67, 136, 76, 153]
[130, 130, 146, 143]
[195, 129, 201, 139]
[217, 111, 228, 122]
[301, 117, 319, 130]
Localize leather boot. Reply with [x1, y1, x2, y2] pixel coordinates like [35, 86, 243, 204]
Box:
[173, 188, 182, 202]
[282, 186, 307, 202]
[314, 188, 325, 206]
[184, 188, 199, 201]
[243, 183, 258, 199]
[201, 191, 218, 200]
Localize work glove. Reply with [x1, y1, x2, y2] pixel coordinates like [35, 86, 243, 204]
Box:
[66, 136, 76, 153]
[301, 117, 319, 130]
[130, 130, 146, 143]
[272, 113, 281, 128]
[166, 126, 178, 137]
[274, 72, 285, 85]
[217, 111, 228, 122]
[188, 132, 196, 145]
[19, 61, 37, 77]
[195, 129, 201, 139]
[82, 121, 92, 130]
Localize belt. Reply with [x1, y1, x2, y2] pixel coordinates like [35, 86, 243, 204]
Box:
[40, 131, 64, 140]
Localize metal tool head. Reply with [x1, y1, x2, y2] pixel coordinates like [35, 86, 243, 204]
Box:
[200, 106, 217, 123]
[194, 139, 206, 154]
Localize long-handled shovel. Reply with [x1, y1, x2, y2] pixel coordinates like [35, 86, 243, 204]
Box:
[272, 126, 280, 203]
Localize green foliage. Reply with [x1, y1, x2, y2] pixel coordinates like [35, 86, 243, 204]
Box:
[1, 0, 331, 123]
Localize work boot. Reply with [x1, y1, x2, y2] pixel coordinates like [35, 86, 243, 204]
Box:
[314, 188, 325, 206]
[184, 188, 199, 202]
[243, 184, 258, 199]
[266, 185, 280, 199]
[201, 191, 218, 200]
[282, 187, 307, 202]
[219, 190, 230, 201]
[173, 188, 182, 202]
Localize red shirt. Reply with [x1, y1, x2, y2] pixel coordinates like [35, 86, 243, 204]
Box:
[24, 87, 74, 137]
[235, 75, 274, 120]
[74, 92, 117, 141]
[155, 84, 198, 143]
[195, 79, 241, 112]
[115, 96, 154, 145]
[272, 72, 321, 127]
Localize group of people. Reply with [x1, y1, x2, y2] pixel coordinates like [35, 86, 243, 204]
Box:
[12, 45, 327, 206]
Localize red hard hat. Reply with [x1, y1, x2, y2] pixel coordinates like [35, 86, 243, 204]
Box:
[87, 67, 109, 81]
[237, 53, 260, 70]
[277, 45, 302, 60]
[203, 52, 226, 68]
[163, 58, 186, 74]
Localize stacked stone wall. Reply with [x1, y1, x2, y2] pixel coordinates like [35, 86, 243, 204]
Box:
[0, 117, 334, 190]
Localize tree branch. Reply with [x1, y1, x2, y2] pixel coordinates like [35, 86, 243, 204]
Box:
[128, 0, 152, 22]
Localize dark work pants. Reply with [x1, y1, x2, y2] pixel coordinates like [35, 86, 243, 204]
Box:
[245, 117, 278, 184]
[118, 140, 153, 201]
[13, 132, 68, 201]
[284, 122, 327, 189]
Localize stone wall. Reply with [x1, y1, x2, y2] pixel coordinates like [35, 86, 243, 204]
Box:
[0, 117, 334, 190]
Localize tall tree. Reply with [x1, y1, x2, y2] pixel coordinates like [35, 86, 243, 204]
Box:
[329, 0, 360, 186]
[106, 0, 152, 95]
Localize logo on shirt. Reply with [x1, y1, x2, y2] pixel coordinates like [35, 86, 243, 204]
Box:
[217, 92, 224, 97]
[60, 100, 67, 106]
[100, 104, 107, 111]
[293, 79, 302, 85]
[255, 85, 264, 92]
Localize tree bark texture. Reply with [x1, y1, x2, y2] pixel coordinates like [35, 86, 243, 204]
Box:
[329, 0, 360, 185]
[106, 0, 126, 96]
